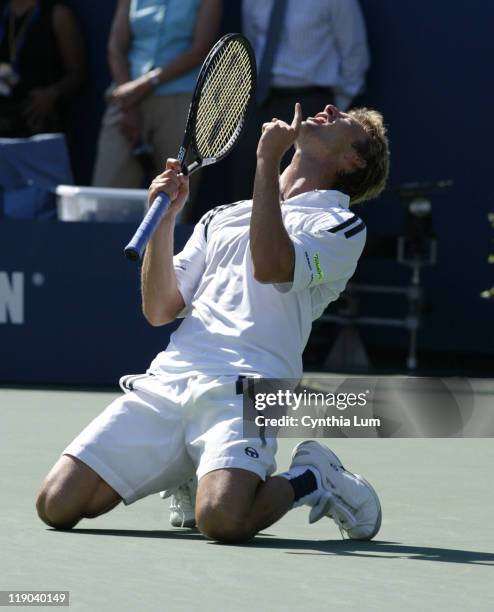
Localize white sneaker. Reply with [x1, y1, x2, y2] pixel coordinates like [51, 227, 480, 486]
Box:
[161, 478, 197, 528]
[290, 440, 382, 540]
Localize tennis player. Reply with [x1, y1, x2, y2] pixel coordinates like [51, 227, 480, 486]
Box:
[36, 102, 390, 542]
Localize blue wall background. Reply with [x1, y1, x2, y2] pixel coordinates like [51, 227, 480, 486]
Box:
[355, 0, 494, 354]
[0, 221, 190, 385]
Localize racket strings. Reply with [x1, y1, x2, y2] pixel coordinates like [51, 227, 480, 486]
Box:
[197, 66, 250, 153]
[195, 39, 254, 159]
[195, 47, 251, 154]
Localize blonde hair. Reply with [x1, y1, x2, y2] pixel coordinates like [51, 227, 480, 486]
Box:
[334, 108, 390, 204]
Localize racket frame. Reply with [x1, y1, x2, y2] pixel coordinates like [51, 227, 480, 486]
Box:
[124, 33, 256, 261]
[181, 32, 257, 175]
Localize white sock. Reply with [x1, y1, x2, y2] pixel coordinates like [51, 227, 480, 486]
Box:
[279, 465, 322, 508]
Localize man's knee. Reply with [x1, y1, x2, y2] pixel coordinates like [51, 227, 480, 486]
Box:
[36, 485, 79, 530]
[195, 468, 261, 543]
[36, 456, 87, 528]
[35, 455, 120, 530]
[196, 502, 253, 543]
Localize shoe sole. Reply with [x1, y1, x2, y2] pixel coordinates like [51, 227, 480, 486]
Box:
[291, 440, 382, 540]
[351, 474, 382, 540]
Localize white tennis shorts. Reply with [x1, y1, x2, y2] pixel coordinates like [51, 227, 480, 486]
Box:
[63, 373, 277, 504]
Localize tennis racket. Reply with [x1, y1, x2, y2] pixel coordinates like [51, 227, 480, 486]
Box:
[124, 33, 257, 261]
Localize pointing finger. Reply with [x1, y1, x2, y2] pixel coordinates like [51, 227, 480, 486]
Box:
[291, 102, 302, 131]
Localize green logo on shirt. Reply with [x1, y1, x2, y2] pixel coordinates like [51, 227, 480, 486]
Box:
[313, 252, 324, 282]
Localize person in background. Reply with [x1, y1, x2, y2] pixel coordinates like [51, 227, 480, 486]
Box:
[92, 0, 222, 216]
[230, 0, 369, 202]
[0, 0, 84, 138]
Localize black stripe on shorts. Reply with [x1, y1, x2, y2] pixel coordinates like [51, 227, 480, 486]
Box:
[236, 376, 266, 447]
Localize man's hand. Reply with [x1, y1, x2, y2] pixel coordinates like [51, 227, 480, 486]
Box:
[147, 159, 189, 218]
[256, 102, 302, 163]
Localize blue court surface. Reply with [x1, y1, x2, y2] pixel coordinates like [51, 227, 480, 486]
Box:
[1, 383, 493, 612]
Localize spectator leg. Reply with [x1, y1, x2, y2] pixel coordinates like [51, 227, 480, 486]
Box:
[92, 103, 143, 188]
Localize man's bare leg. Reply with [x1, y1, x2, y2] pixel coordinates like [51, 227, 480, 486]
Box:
[195, 468, 295, 543]
[36, 455, 122, 529]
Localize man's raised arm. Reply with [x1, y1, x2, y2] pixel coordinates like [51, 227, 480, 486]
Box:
[249, 103, 302, 283]
[141, 161, 188, 326]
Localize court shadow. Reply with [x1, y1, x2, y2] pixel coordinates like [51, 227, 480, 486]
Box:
[63, 529, 493, 566]
[64, 528, 275, 540]
[249, 537, 494, 566]
[62, 528, 203, 540]
[62, 528, 276, 540]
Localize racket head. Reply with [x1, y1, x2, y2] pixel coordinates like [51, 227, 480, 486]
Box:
[187, 33, 256, 168]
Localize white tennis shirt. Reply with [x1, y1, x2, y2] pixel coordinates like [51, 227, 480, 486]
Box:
[148, 190, 366, 379]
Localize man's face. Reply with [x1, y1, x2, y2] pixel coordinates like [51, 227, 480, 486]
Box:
[300, 104, 368, 159]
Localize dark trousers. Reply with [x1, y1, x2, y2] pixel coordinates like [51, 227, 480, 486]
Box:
[228, 86, 334, 203]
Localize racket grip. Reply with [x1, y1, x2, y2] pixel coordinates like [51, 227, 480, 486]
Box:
[124, 193, 171, 261]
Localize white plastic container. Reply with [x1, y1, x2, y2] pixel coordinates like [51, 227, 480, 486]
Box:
[56, 185, 148, 223]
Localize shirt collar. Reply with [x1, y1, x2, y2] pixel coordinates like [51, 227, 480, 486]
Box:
[282, 189, 351, 210]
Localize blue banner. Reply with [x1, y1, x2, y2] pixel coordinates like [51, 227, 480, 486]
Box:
[0, 220, 192, 385]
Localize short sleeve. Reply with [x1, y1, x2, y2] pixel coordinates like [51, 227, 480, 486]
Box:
[275, 218, 366, 294]
[173, 222, 206, 316]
